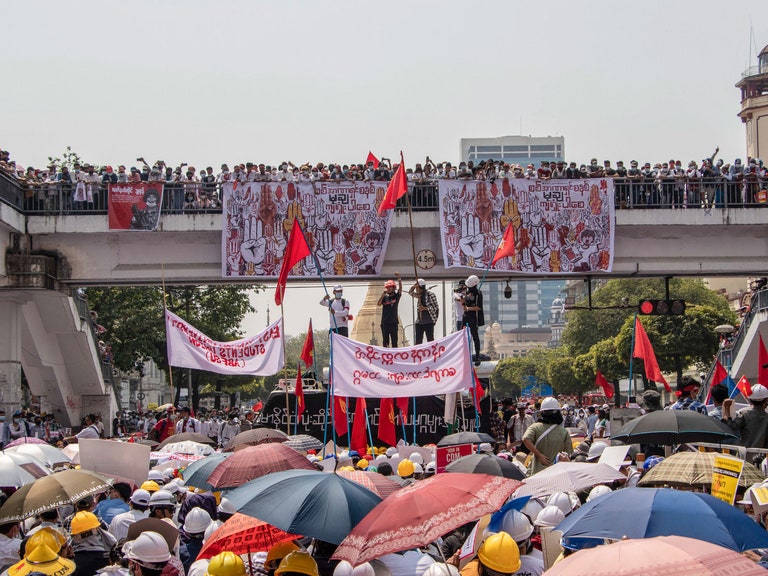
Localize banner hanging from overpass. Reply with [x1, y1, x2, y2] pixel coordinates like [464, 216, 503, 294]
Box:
[108, 182, 164, 231]
[221, 181, 393, 278]
[438, 178, 615, 273]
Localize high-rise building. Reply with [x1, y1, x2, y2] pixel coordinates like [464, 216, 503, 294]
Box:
[460, 135, 565, 165]
[481, 279, 566, 330]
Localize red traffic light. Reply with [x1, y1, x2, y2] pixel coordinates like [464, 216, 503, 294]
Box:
[639, 300, 655, 315]
[638, 299, 686, 316]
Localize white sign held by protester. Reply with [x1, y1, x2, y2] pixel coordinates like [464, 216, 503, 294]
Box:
[79, 439, 151, 487]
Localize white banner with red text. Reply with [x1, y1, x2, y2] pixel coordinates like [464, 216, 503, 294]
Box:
[165, 310, 284, 375]
[330, 329, 472, 398]
[438, 178, 615, 273]
[221, 181, 393, 278]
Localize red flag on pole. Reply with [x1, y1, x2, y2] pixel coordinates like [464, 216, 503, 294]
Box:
[491, 223, 516, 266]
[377, 398, 397, 446]
[275, 217, 311, 306]
[366, 151, 380, 169]
[251, 401, 263, 413]
[759, 334, 768, 385]
[472, 369, 484, 414]
[300, 320, 314, 368]
[632, 317, 670, 391]
[332, 395, 348, 436]
[595, 370, 614, 399]
[737, 375, 753, 398]
[350, 398, 368, 455]
[396, 397, 409, 422]
[295, 364, 305, 416]
[377, 152, 407, 215]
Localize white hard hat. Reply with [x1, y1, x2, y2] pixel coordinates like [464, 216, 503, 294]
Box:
[587, 485, 613, 502]
[417, 279, 426, 287]
[149, 490, 175, 507]
[334, 285, 344, 292]
[217, 498, 236, 515]
[334, 561, 375, 576]
[122, 531, 171, 566]
[425, 461, 437, 473]
[465, 275, 480, 288]
[130, 489, 151, 507]
[546, 492, 573, 516]
[408, 453, 424, 465]
[521, 498, 545, 522]
[183, 507, 213, 534]
[478, 442, 494, 454]
[385, 447, 398, 458]
[750, 384, 768, 401]
[147, 470, 165, 482]
[533, 505, 565, 528]
[203, 521, 221, 543]
[422, 564, 459, 576]
[413, 463, 424, 474]
[162, 482, 181, 495]
[499, 509, 533, 542]
[586, 441, 609, 462]
[540, 397, 560, 411]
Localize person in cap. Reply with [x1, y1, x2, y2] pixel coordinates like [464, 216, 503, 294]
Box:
[459, 532, 520, 576]
[180, 508, 212, 574]
[320, 286, 351, 337]
[70, 511, 116, 576]
[377, 272, 402, 348]
[461, 275, 484, 365]
[496, 509, 543, 576]
[670, 376, 707, 414]
[149, 491, 176, 522]
[408, 279, 439, 344]
[108, 489, 150, 542]
[121, 531, 171, 576]
[723, 384, 768, 448]
[521, 397, 571, 475]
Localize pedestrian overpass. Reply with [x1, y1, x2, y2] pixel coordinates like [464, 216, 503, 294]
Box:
[1, 174, 768, 426]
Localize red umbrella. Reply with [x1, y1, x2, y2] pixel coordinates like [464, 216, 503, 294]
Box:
[197, 513, 298, 559]
[333, 473, 522, 566]
[207, 443, 316, 489]
[336, 470, 402, 500]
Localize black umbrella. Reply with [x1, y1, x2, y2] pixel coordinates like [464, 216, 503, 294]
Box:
[445, 453, 526, 480]
[436, 432, 496, 447]
[611, 410, 739, 445]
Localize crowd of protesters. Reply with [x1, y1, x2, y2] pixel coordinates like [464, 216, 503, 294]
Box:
[3, 147, 768, 212]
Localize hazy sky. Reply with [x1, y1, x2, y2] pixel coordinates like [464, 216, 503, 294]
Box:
[4, 0, 768, 336]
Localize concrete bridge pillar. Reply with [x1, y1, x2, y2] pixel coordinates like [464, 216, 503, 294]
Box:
[0, 296, 24, 416]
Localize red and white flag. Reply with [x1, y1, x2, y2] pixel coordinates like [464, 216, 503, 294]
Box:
[166, 310, 284, 376]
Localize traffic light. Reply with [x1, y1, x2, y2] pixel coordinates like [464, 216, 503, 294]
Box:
[638, 299, 686, 315]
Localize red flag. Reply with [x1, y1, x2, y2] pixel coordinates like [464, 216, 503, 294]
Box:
[595, 370, 614, 399]
[491, 223, 516, 266]
[632, 317, 670, 391]
[300, 320, 314, 368]
[377, 398, 397, 446]
[333, 395, 348, 436]
[295, 364, 305, 416]
[396, 397, 409, 423]
[377, 152, 407, 215]
[366, 151, 380, 169]
[759, 334, 768, 386]
[251, 401, 263, 413]
[737, 375, 753, 398]
[275, 217, 311, 306]
[472, 369, 484, 414]
[350, 398, 368, 455]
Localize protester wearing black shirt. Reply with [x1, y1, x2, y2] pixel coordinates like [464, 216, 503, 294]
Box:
[377, 272, 402, 347]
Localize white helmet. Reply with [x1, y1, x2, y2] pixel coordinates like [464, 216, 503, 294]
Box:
[546, 492, 573, 516]
[413, 463, 424, 474]
[333, 285, 344, 292]
[218, 498, 236, 516]
[499, 509, 534, 542]
[533, 505, 565, 528]
[408, 453, 424, 465]
[203, 521, 221, 543]
[521, 498, 545, 522]
[465, 275, 480, 288]
[540, 397, 560, 411]
[334, 561, 376, 576]
[586, 441, 609, 462]
[122, 531, 171, 566]
[422, 564, 459, 576]
[750, 384, 768, 401]
[183, 507, 213, 534]
[587, 485, 612, 502]
[385, 447, 398, 458]
[149, 490, 175, 507]
[147, 470, 165, 483]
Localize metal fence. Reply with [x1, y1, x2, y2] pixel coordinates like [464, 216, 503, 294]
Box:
[3, 173, 768, 216]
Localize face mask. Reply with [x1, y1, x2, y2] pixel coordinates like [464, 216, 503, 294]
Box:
[0, 417, 5, 422]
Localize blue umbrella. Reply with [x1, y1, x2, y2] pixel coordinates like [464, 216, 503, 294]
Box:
[556, 487, 768, 552]
[180, 452, 231, 491]
[225, 469, 382, 545]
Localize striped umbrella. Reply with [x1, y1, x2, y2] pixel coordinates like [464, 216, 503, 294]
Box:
[284, 435, 324, 452]
[208, 443, 315, 489]
[639, 451, 764, 489]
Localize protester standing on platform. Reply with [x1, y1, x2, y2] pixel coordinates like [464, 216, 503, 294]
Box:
[377, 272, 402, 347]
[320, 285, 351, 337]
[408, 279, 439, 344]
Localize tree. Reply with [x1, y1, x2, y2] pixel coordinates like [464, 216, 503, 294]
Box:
[86, 285, 258, 408]
[491, 347, 557, 398]
[47, 146, 86, 170]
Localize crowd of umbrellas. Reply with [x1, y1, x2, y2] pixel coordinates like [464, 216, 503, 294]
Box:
[1, 409, 768, 575]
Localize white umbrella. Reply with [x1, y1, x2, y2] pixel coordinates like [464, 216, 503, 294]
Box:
[2, 451, 50, 477]
[7, 444, 71, 468]
[514, 462, 626, 498]
[158, 440, 214, 457]
[61, 444, 80, 464]
[0, 455, 38, 487]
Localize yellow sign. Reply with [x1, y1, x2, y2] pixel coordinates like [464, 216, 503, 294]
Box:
[750, 485, 768, 514]
[711, 454, 744, 505]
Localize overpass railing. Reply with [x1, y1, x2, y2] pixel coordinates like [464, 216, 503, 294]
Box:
[1, 172, 768, 216]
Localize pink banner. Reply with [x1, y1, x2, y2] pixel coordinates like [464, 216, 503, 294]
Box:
[108, 182, 164, 230]
[165, 310, 284, 376]
[330, 330, 472, 398]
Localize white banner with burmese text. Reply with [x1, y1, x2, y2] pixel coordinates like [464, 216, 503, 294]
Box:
[166, 310, 284, 375]
[330, 330, 472, 398]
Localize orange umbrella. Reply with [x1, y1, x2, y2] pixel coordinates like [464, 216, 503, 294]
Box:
[197, 513, 297, 559]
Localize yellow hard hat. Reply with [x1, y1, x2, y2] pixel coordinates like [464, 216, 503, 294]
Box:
[356, 459, 369, 470]
[9, 543, 75, 576]
[275, 551, 319, 576]
[205, 551, 246, 576]
[25, 528, 65, 555]
[266, 540, 300, 569]
[70, 511, 101, 535]
[397, 459, 415, 477]
[477, 533, 521, 574]
[141, 480, 161, 493]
